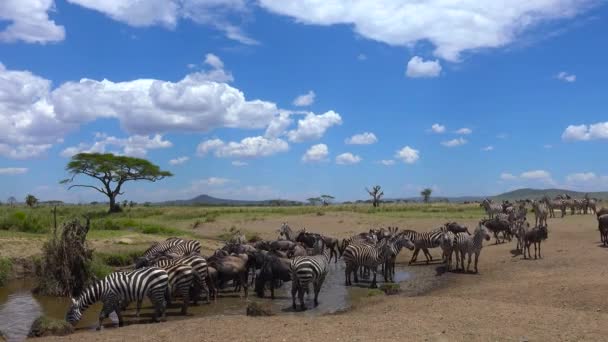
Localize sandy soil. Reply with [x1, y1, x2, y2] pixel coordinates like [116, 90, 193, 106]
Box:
[38, 213, 608, 341]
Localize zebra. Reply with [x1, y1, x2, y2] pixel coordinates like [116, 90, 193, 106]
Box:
[453, 223, 491, 273]
[150, 254, 213, 303]
[532, 200, 549, 227]
[383, 234, 415, 281]
[66, 267, 168, 330]
[399, 229, 443, 264]
[480, 198, 502, 219]
[339, 232, 377, 256]
[584, 196, 597, 215]
[278, 222, 297, 241]
[542, 196, 565, 218]
[290, 238, 330, 311]
[439, 231, 456, 271]
[142, 237, 185, 258]
[343, 238, 390, 288]
[164, 239, 201, 256]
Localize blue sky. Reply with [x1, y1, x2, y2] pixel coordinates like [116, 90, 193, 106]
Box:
[1, 0, 608, 203]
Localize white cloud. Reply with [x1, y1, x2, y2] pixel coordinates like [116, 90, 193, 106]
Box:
[0, 167, 28, 175]
[264, 111, 293, 139]
[556, 71, 576, 82]
[406, 56, 442, 78]
[231, 160, 248, 167]
[379, 159, 395, 166]
[566, 172, 596, 183]
[169, 156, 189, 165]
[0, 144, 52, 159]
[455, 128, 473, 135]
[520, 170, 555, 185]
[293, 90, 316, 107]
[395, 146, 419, 164]
[431, 124, 446, 134]
[197, 177, 232, 186]
[204, 53, 224, 69]
[562, 122, 608, 141]
[61, 134, 172, 158]
[335, 152, 362, 165]
[197, 136, 289, 158]
[195, 53, 234, 83]
[482, 146, 494, 151]
[259, 0, 594, 62]
[345, 132, 377, 145]
[302, 144, 329, 163]
[287, 111, 342, 142]
[0, 0, 65, 43]
[500, 173, 517, 180]
[441, 137, 467, 147]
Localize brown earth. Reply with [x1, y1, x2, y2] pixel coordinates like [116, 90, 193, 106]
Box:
[38, 213, 608, 341]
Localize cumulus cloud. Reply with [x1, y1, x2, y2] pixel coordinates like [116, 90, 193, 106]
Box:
[169, 156, 189, 165]
[482, 146, 494, 151]
[293, 90, 316, 107]
[196, 53, 234, 83]
[0, 144, 52, 159]
[456, 128, 473, 135]
[61, 134, 173, 158]
[556, 71, 576, 82]
[302, 144, 329, 163]
[0, 167, 28, 175]
[335, 152, 361, 165]
[395, 146, 419, 164]
[0, 0, 65, 43]
[431, 124, 446, 134]
[258, 0, 594, 61]
[406, 56, 442, 78]
[441, 137, 467, 147]
[520, 170, 553, 180]
[562, 122, 608, 141]
[287, 111, 342, 142]
[501, 170, 555, 185]
[566, 172, 596, 183]
[380, 159, 395, 166]
[345, 132, 377, 145]
[197, 136, 289, 158]
[264, 111, 293, 139]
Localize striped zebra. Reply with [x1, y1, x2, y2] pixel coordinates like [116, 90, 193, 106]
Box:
[339, 232, 377, 256]
[480, 198, 502, 219]
[290, 239, 330, 311]
[542, 196, 565, 218]
[439, 231, 456, 271]
[151, 254, 213, 303]
[399, 229, 444, 264]
[142, 237, 185, 258]
[379, 235, 415, 283]
[532, 201, 549, 227]
[66, 267, 168, 330]
[164, 239, 201, 256]
[453, 223, 491, 273]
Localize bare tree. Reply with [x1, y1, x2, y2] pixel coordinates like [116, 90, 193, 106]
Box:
[366, 185, 384, 207]
[421, 188, 432, 203]
[7, 196, 16, 207]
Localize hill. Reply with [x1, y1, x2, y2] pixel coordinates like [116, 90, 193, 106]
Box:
[491, 188, 608, 201]
[161, 194, 302, 206]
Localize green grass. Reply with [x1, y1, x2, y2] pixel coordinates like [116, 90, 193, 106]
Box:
[87, 255, 113, 279]
[0, 257, 12, 286]
[96, 249, 145, 267]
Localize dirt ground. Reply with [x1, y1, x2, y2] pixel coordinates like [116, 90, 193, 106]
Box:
[38, 213, 608, 341]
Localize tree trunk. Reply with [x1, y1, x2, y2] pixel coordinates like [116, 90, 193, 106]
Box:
[108, 195, 120, 213]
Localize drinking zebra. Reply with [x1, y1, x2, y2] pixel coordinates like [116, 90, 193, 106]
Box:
[142, 237, 185, 259]
[66, 267, 168, 330]
[290, 239, 330, 311]
[383, 235, 415, 282]
[453, 223, 491, 273]
[146, 254, 213, 303]
[399, 229, 444, 264]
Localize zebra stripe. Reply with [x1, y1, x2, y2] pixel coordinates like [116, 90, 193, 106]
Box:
[453, 224, 491, 273]
[164, 240, 201, 257]
[399, 229, 443, 264]
[152, 254, 212, 303]
[290, 240, 330, 310]
[142, 238, 185, 258]
[66, 267, 168, 330]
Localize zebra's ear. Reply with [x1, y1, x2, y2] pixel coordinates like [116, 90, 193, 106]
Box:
[71, 298, 77, 305]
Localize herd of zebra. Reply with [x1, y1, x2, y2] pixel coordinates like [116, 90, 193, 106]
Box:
[65, 196, 602, 330]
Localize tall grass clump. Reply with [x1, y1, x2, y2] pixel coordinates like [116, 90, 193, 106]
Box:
[0, 257, 12, 286]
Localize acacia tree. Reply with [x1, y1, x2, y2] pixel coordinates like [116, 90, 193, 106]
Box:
[25, 194, 38, 208]
[421, 188, 432, 203]
[366, 185, 384, 207]
[61, 153, 172, 213]
[320, 194, 334, 206]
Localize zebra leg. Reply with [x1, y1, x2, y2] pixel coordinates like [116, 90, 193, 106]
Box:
[474, 252, 479, 273]
[538, 241, 542, 259]
[409, 247, 420, 264]
[298, 285, 306, 311]
[423, 248, 432, 263]
[466, 253, 472, 272]
[291, 280, 297, 309]
[370, 266, 378, 288]
[181, 286, 190, 315]
[115, 308, 124, 328]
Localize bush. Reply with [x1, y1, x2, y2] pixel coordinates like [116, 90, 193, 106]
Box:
[0, 211, 48, 233]
[138, 223, 182, 236]
[28, 316, 74, 337]
[87, 256, 113, 279]
[0, 257, 12, 286]
[96, 250, 144, 267]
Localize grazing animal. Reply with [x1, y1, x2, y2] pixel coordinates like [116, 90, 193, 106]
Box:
[480, 199, 502, 219]
[440, 231, 456, 271]
[532, 201, 549, 227]
[164, 239, 201, 257]
[254, 253, 292, 299]
[208, 254, 252, 298]
[339, 232, 377, 256]
[598, 215, 608, 246]
[66, 267, 169, 330]
[585, 196, 597, 215]
[480, 218, 511, 244]
[399, 229, 444, 264]
[290, 239, 330, 311]
[383, 235, 415, 281]
[142, 238, 185, 259]
[444, 222, 470, 235]
[453, 223, 491, 273]
[523, 225, 548, 259]
[542, 196, 565, 218]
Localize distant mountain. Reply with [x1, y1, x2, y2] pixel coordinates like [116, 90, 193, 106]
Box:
[491, 188, 608, 201]
[161, 194, 302, 206]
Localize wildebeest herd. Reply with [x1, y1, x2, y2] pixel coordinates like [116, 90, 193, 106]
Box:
[65, 194, 603, 330]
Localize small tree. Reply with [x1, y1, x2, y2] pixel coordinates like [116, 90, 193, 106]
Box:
[129, 201, 136, 208]
[61, 153, 172, 213]
[7, 196, 16, 207]
[122, 199, 129, 208]
[320, 194, 334, 206]
[421, 188, 432, 203]
[307, 197, 321, 206]
[25, 194, 38, 208]
[366, 185, 384, 207]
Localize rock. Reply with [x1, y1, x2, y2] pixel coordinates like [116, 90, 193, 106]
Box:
[246, 302, 273, 317]
[28, 315, 74, 338]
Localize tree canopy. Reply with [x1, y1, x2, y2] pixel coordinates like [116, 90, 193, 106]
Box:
[25, 194, 38, 208]
[61, 153, 172, 213]
[421, 188, 433, 203]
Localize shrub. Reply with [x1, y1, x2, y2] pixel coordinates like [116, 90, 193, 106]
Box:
[0, 257, 12, 286]
[96, 250, 144, 267]
[87, 255, 113, 279]
[28, 315, 74, 337]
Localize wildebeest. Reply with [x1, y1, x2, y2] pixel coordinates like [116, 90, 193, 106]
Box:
[523, 225, 548, 259]
[598, 214, 608, 246]
[254, 253, 292, 299]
